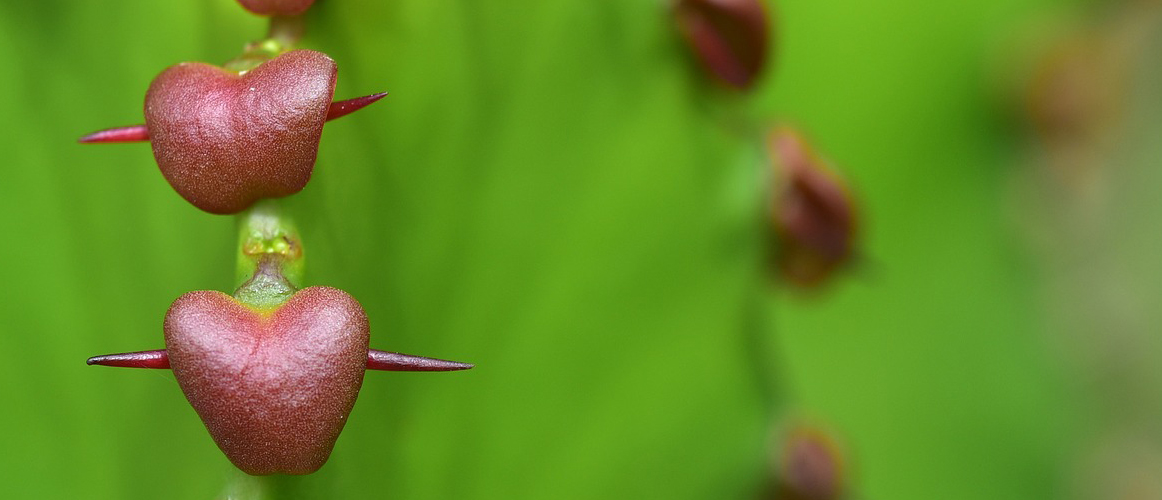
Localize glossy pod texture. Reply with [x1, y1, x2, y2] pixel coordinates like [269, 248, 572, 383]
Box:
[237, 0, 316, 16]
[164, 287, 368, 475]
[145, 50, 337, 214]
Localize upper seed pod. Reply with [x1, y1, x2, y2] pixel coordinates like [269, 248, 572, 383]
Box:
[79, 51, 386, 214]
[143, 49, 336, 214]
[79, 86, 387, 214]
[768, 128, 858, 288]
[674, 0, 772, 90]
[237, 0, 316, 16]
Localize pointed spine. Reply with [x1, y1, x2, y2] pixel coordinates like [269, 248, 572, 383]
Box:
[87, 348, 473, 372]
[77, 125, 150, 143]
[326, 92, 388, 121]
[366, 350, 474, 372]
[87, 349, 170, 368]
[79, 93, 388, 144]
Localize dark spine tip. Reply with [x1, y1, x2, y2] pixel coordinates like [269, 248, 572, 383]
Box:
[78, 124, 150, 144]
[326, 92, 388, 121]
[86, 349, 170, 369]
[366, 349, 474, 372]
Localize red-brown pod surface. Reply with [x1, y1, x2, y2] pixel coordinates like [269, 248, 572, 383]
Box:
[164, 287, 368, 475]
[144, 50, 336, 214]
[237, 0, 316, 16]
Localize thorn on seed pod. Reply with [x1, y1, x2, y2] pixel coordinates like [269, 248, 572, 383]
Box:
[78, 94, 388, 144]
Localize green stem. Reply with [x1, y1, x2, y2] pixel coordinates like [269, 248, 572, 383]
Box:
[223, 14, 306, 72]
[217, 473, 310, 500]
[267, 15, 306, 48]
[217, 474, 272, 500]
[233, 199, 304, 309]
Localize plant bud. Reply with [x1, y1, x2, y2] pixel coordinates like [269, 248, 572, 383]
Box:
[674, 0, 771, 90]
[768, 128, 858, 288]
[237, 0, 316, 16]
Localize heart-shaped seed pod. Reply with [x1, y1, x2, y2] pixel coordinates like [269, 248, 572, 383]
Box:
[674, 0, 771, 90]
[144, 50, 336, 214]
[237, 0, 316, 16]
[164, 286, 367, 475]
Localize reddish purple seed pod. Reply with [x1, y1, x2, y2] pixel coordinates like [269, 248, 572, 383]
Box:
[144, 50, 337, 214]
[237, 0, 316, 16]
[164, 287, 368, 475]
[674, 0, 771, 90]
[769, 128, 858, 288]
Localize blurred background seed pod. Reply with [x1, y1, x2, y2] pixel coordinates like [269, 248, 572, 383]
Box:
[763, 425, 847, 500]
[767, 127, 858, 289]
[674, 0, 772, 90]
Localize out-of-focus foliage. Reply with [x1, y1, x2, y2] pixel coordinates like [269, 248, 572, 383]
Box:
[7, 0, 1158, 499]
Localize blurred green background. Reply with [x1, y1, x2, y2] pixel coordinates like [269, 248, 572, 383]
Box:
[3, 0, 1160, 498]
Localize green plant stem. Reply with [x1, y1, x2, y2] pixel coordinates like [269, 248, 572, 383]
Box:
[218, 473, 312, 500]
[217, 474, 271, 500]
[267, 15, 306, 48]
[233, 199, 304, 309]
[223, 14, 306, 72]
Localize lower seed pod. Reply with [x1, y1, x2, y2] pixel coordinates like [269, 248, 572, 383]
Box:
[87, 203, 472, 474]
[89, 287, 472, 475]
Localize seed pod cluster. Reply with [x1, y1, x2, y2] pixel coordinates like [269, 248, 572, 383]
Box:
[670, 4, 861, 498]
[82, 0, 472, 477]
